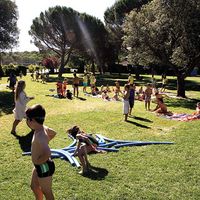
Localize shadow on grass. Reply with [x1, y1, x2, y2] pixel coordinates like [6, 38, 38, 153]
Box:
[82, 165, 108, 180]
[126, 120, 151, 129]
[11, 130, 33, 152]
[0, 91, 14, 116]
[165, 98, 200, 110]
[76, 97, 87, 101]
[130, 116, 153, 123]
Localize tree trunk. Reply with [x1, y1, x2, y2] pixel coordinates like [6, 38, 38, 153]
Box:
[177, 74, 186, 97]
[58, 51, 71, 78]
[58, 54, 65, 78]
[91, 60, 95, 74]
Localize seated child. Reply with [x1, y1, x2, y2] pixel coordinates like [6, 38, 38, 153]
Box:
[67, 126, 100, 175]
[56, 81, 63, 98]
[100, 85, 104, 94]
[91, 86, 99, 96]
[106, 84, 111, 92]
[112, 90, 120, 101]
[66, 90, 72, 100]
[153, 92, 167, 114]
[194, 102, 200, 115]
[62, 78, 68, 97]
[101, 90, 110, 101]
[186, 102, 200, 120]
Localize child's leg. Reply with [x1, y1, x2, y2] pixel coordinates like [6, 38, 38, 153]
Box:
[76, 87, 79, 97]
[11, 119, 21, 133]
[78, 145, 90, 172]
[31, 168, 43, 200]
[124, 114, 128, 121]
[145, 101, 147, 110]
[38, 176, 54, 200]
[148, 101, 151, 110]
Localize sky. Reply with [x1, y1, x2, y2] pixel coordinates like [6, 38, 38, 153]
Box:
[14, 0, 116, 52]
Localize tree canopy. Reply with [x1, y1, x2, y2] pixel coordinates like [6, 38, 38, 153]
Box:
[0, 0, 19, 51]
[104, 0, 150, 62]
[123, 0, 200, 97]
[29, 6, 110, 77]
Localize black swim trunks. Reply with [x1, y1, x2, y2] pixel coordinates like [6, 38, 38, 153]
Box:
[34, 159, 55, 178]
[73, 83, 79, 87]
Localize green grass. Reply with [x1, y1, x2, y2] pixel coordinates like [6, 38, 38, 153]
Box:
[0, 74, 200, 200]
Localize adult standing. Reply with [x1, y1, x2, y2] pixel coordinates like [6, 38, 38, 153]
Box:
[7, 72, 17, 92]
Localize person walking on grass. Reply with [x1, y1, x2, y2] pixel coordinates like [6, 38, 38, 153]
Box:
[11, 80, 34, 134]
[26, 104, 57, 200]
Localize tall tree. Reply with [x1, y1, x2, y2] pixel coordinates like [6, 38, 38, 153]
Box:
[104, 0, 150, 62]
[29, 6, 110, 77]
[0, 0, 19, 51]
[123, 0, 200, 97]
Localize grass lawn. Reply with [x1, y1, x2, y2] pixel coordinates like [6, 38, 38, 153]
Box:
[0, 74, 200, 200]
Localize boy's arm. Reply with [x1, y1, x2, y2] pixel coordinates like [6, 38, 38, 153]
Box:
[44, 126, 57, 141]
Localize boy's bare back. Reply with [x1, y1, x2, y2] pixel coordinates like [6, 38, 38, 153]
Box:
[31, 128, 51, 165]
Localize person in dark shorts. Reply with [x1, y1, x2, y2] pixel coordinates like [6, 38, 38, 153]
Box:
[129, 84, 135, 116]
[26, 104, 57, 200]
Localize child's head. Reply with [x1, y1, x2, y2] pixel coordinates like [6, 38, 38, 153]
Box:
[124, 84, 130, 90]
[197, 102, 200, 107]
[26, 104, 46, 125]
[67, 126, 80, 138]
[147, 83, 151, 88]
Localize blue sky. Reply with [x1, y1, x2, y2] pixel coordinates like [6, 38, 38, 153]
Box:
[14, 0, 116, 51]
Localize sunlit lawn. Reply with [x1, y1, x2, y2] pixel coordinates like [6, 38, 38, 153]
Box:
[0, 74, 200, 200]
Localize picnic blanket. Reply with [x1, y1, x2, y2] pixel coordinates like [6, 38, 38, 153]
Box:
[162, 113, 200, 121]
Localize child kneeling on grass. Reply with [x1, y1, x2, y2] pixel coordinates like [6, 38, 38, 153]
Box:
[67, 126, 101, 175]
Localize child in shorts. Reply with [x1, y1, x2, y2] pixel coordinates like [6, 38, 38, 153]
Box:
[123, 84, 130, 121]
[26, 104, 57, 200]
[144, 83, 152, 111]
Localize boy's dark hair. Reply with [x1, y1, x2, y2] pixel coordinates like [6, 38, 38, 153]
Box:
[26, 104, 46, 124]
[67, 126, 79, 138]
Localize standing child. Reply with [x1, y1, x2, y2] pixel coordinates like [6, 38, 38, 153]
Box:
[129, 84, 135, 116]
[144, 83, 152, 111]
[62, 78, 68, 97]
[89, 73, 96, 92]
[26, 104, 56, 200]
[73, 72, 80, 98]
[11, 80, 34, 134]
[122, 84, 130, 121]
[67, 126, 100, 175]
[82, 73, 88, 93]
